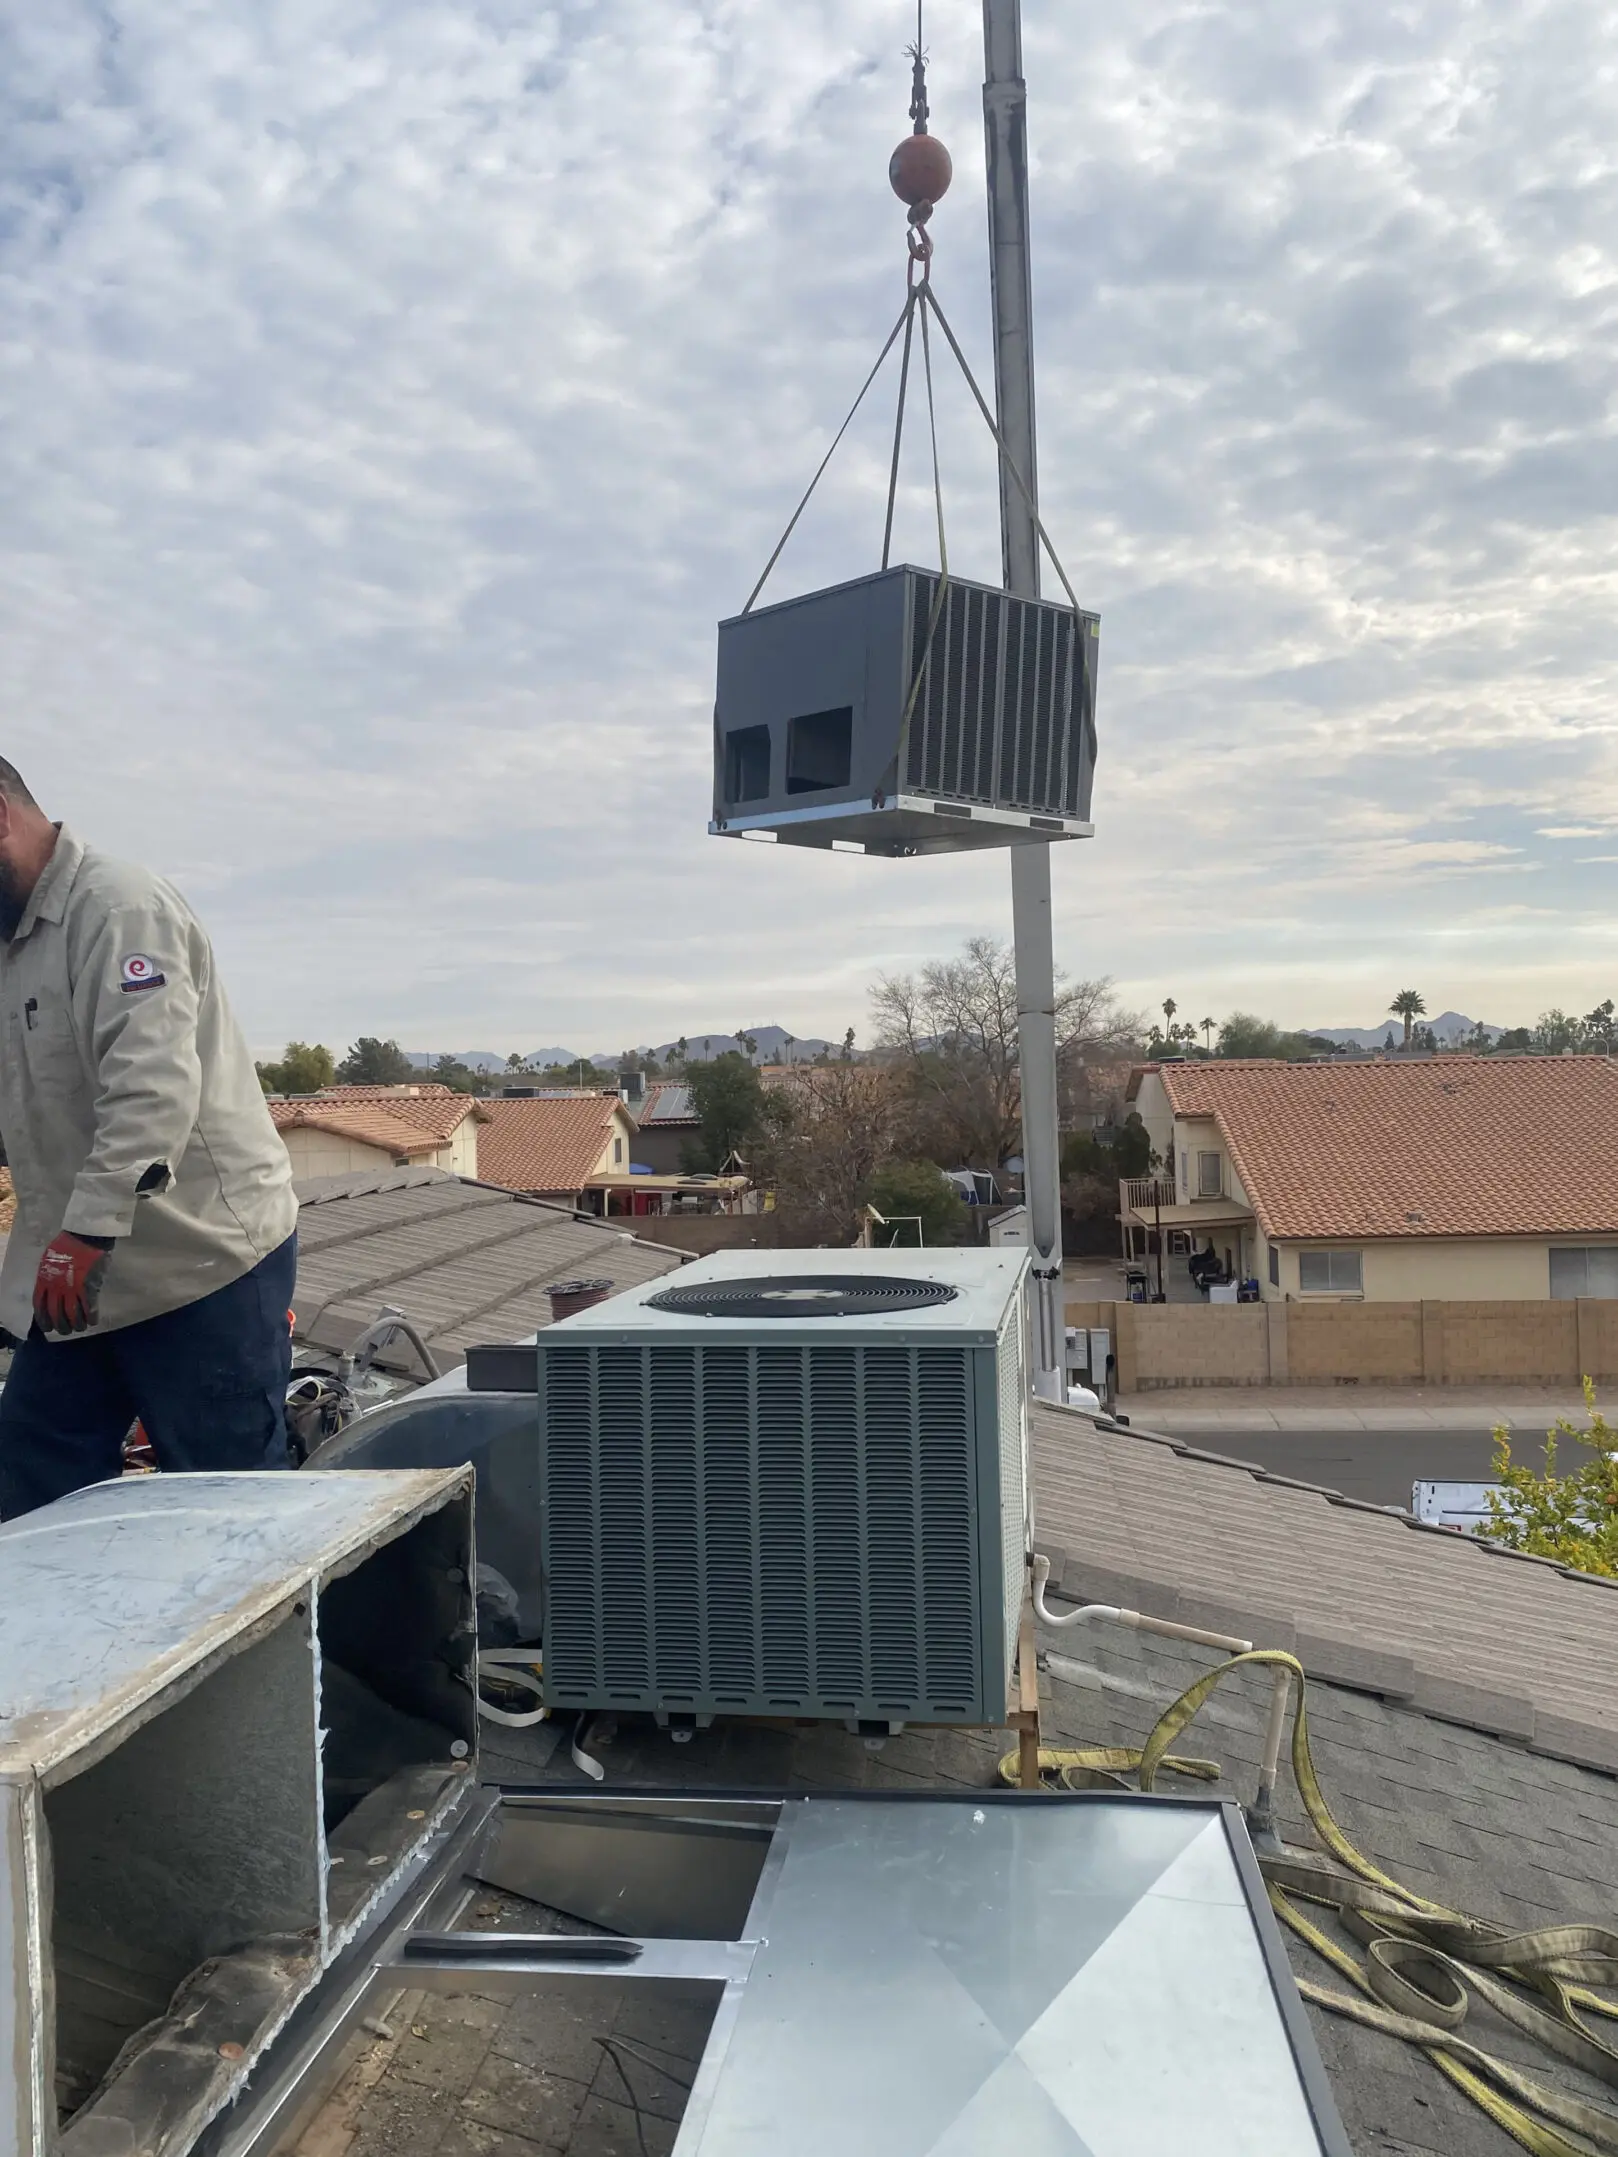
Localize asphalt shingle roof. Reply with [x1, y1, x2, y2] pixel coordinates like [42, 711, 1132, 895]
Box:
[1154, 1054, 1618, 1240]
[476, 1094, 631, 1194]
[1030, 1403, 1618, 1772]
[290, 1165, 681, 1366]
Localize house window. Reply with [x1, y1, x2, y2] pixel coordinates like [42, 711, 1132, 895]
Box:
[1196, 1150, 1222, 1198]
[1550, 1247, 1618, 1299]
[613, 1136, 624, 1165]
[1268, 1245, 1280, 1288]
[1299, 1249, 1363, 1294]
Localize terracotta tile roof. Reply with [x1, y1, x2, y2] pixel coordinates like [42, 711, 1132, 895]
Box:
[477, 1093, 633, 1194]
[268, 1099, 444, 1161]
[313, 1086, 488, 1142]
[1154, 1054, 1618, 1240]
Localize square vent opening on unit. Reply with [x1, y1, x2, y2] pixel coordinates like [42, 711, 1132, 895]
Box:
[534, 1249, 1032, 1731]
[710, 565, 1099, 856]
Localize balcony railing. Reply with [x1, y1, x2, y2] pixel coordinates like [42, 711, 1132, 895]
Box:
[1121, 1177, 1176, 1216]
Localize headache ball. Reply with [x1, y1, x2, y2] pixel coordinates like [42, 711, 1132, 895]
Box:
[889, 133, 953, 211]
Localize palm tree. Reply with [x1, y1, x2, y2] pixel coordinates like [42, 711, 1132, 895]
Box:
[1200, 1016, 1215, 1054]
[1390, 989, 1426, 1048]
[1162, 997, 1178, 1032]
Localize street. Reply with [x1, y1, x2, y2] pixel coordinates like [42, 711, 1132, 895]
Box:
[1139, 1424, 1558, 1510]
[1110, 1387, 1588, 1509]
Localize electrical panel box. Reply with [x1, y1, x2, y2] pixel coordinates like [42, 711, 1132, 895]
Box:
[711, 565, 1099, 855]
[535, 1247, 1032, 1729]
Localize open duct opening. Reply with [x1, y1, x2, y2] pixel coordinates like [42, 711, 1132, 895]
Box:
[785, 707, 853, 794]
[318, 1505, 477, 1933]
[46, 1613, 325, 2127]
[724, 726, 771, 803]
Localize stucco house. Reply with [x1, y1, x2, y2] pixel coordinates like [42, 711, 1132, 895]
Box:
[476, 1091, 641, 1209]
[1125, 1055, 1618, 1301]
[629, 1082, 702, 1175]
[269, 1084, 488, 1180]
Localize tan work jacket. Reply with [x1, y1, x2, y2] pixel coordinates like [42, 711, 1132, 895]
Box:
[0, 825, 297, 1338]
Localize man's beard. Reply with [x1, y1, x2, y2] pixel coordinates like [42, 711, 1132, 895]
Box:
[0, 858, 28, 942]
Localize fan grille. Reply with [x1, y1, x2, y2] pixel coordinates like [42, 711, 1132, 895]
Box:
[645, 1275, 959, 1320]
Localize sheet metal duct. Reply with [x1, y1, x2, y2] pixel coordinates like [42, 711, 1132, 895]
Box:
[0, 1469, 476, 2157]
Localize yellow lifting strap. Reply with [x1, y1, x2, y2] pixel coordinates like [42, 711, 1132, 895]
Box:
[1000, 1646, 1618, 2157]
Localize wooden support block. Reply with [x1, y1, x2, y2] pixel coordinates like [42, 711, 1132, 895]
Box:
[1016, 1585, 1041, 1789]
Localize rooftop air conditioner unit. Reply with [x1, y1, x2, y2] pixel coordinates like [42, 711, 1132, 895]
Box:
[535, 1247, 1031, 1730]
[711, 566, 1099, 856]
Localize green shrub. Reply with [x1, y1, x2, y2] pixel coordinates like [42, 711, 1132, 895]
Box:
[1477, 1381, 1618, 1576]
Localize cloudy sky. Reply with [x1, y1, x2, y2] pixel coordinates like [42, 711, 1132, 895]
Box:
[3, 0, 1616, 1056]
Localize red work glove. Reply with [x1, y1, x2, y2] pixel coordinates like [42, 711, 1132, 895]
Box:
[34, 1233, 114, 1337]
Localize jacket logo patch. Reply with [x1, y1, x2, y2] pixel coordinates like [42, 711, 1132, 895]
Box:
[119, 954, 166, 993]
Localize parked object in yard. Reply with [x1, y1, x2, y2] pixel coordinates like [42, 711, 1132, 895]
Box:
[1411, 1479, 1516, 1533]
[945, 1168, 999, 1206]
[988, 1204, 1029, 1246]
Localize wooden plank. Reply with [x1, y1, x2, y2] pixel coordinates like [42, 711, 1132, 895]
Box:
[1016, 1584, 1040, 1789]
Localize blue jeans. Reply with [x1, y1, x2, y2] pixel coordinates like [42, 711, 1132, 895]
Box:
[0, 1233, 297, 1519]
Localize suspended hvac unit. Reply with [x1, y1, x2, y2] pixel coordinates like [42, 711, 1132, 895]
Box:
[711, 565, 1099, 856]
[536, 1247, 1031, 1728]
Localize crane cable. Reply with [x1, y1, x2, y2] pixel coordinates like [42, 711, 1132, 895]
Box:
[738, 15, 1095, 817]
[742, 10, 1082, 627]
[1000, 1648, 1618, 2157]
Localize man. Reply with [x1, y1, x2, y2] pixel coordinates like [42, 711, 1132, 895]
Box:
[0, 760, 299, 1517]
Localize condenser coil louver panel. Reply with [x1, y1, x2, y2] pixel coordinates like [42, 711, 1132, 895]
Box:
[902, 573, 1090, 819]
[536, 1249, 1030, 1727]
[710, 566, 1098, 856]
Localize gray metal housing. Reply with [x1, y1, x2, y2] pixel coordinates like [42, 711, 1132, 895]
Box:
[0, 1470, 476, 2157]
[711, 566, 1099, 855]
[535, 1249, 1031, 1726]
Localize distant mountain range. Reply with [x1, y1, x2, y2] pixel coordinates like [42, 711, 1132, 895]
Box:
[406, 1026, 833, 1075]
[405, 1049, 576, 1074]
[1308, 1012, 1500, 1050]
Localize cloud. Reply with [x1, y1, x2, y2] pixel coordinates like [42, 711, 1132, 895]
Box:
[1, 0, 1616, 1052]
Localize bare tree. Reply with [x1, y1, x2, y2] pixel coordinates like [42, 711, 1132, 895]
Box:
[752, 1064, 906, 1244]
[870, 936, 1143, 1171]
